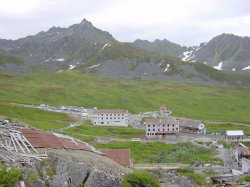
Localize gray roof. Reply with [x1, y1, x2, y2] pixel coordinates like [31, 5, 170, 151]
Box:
[145, 118, 179, 125]
[179, 119, 203, 128]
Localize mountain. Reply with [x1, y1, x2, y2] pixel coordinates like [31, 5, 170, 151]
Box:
[131, 39, 187, 58]
[181, 34, 250, 72]
[0, 19, 249, 86]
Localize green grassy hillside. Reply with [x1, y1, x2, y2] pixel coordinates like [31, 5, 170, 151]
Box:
[0, 55, 24, 66]
[0, 71, 249, 123]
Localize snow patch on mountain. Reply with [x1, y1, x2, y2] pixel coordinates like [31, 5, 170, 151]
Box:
[242, 66, 250, 70]
[100, 43, 111, 53]
[164, 64, 170, 72]
[213, 62, 223, 70]
[182, 51, 193, 61]
[88, 64, 100, 69]
[68, 65, 75, 70]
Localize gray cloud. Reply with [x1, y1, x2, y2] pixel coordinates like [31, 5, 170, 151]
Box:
[0, 0, 250, 46]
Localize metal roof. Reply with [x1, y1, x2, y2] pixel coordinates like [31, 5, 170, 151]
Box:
[98, 149, 131, 165]
[179, 119, 203, 128]
[21, 129, 92, 151]
[226, 130, 244, 136]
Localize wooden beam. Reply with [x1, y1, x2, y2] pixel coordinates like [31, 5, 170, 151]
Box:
[10, 135, 18, 153]
[16, 133, 30, 153]
[21, 135, 38, 153]
[10, 133, 25, 153]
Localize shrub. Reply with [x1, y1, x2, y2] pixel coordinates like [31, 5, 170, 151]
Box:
[0, 164, 21, 187]
[122, 171, 160, 187]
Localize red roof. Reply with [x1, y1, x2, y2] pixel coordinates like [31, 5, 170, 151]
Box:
[99, 149, 131, 165]
[92, 109, 128, 114]
[21, 129, 92, 151]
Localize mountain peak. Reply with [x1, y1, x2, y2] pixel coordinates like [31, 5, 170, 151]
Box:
[79, 18, 93, 27]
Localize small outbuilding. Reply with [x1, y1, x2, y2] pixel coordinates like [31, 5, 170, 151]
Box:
[226, 130, 244, 141]
[179, 119, 206, 134]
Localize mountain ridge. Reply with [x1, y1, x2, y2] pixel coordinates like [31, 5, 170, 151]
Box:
[0, 19, 249, 87]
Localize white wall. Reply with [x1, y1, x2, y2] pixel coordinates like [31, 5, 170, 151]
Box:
[146, 123, 179, 139]
[242, 159, 250, 173]
[91, 113, 128, 127]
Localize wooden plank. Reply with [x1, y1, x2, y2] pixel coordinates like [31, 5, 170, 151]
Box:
[21, 135, 38, 153]
[10, 133, 25, 153]
[16, 133, 30, 153]
[10, 135, 18, 153]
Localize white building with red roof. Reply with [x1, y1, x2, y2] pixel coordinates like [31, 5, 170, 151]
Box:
[89, 109, 129, 127]
[159, 106, 172, 116]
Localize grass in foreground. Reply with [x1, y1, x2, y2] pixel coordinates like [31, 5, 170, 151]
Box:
[0, 71, 249, 123]
[94, 141, 223, 165]
[122, 171, 160, 187]
[65, 123, 145, 139]
[0, 103, 74, 131]
[206, 123, 250, 135]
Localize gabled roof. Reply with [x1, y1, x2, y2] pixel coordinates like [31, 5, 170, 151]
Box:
[21, 129, 92, 151]
[226, 130, 244, 136]
[179, 119, 203, 128]
[98, 149, 131, 165]
[92, 109, 128, 114]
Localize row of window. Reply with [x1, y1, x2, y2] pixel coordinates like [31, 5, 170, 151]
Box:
[148, 128, 178, 131]
[98, 114, 126, 116]
[148, 124, 176, 127]
[99, 117, 125, 120]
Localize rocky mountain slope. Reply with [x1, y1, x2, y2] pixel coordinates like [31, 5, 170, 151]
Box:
[0, 19, 249, 86]
[131, 39, 187, 58]
[182, 34, 250, 72]
[133, 34, 250, 72]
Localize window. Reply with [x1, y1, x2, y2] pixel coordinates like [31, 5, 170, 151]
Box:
[163, 129, 165, 131]
[167, 128, 169, 131]
[148, 125, 150, 127]
[172, 128, 174, 131]
[102, 118, 103, 119]
[101, 122, 104, 124]
[114, 114, 116, 116]
[158, 129, 160, 131]
[152, 133, 154, 135]
[168, 124, 169, 127]
[153, 125, 155, 127]
[148, 129, 150, 131]
[122, 117, 124, 119]
[106, 114, 108, 116]
[172, 124, 174, 127]
[110, 117, 112, 119]
[163, 124, 165, 127]
[176, 128, 178, 130]
[101, 114, 103, 116]
[153, 129, 155, 131]
[106, 117, 108, 119]
[147, 133, 149, 135]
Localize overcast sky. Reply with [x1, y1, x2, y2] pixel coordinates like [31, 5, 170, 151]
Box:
[0, 0, 250, 46]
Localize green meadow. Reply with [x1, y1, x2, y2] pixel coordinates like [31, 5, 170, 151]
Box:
[0, 71, 250, 123]
[65, 120, 145, 139]
[94, 141, 223, 165]
[0, 103, 74, 130]
[206, 123, 250, 135]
